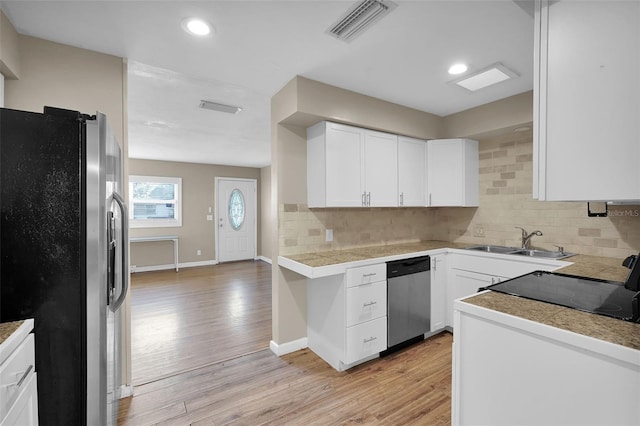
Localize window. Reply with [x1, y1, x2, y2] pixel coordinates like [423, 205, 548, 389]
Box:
[228, 188, 246, 230]
[128, 175, 182, 228]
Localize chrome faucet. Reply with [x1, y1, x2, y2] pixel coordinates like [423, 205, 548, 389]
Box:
[515, 227, 543, 249]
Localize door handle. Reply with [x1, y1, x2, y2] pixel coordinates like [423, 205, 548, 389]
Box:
[111, 192, 129, 311]
[400, 192, 404, 206]
[367, 192, 371, 206]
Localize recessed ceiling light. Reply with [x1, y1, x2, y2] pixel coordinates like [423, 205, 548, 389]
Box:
[448, 63, 468, 75]
[182, 18, 212, 37]
[450, 62, 519, 92]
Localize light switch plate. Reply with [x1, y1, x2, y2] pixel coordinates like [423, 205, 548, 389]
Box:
[207, 215, 213, 221]
[326, 229, 333, 242]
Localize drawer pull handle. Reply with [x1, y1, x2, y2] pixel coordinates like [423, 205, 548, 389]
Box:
[364, 336, 377, 343]
[6, 365, 33, 389]
[363, 301, 377, 307]
[362, 273, 377, 278]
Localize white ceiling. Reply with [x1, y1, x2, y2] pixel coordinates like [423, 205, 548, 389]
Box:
[0, 0, 535, 168]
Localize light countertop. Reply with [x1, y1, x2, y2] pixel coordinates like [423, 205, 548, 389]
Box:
[278, 241, 638, 351]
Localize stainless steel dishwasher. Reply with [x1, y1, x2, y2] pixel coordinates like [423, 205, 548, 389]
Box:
[385, 255, 431, 352]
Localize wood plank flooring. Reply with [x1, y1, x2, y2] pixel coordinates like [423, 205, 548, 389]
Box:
[120, 260, 452, 425]
[118, 332, 452, 425]
[129, 261, 272, 386]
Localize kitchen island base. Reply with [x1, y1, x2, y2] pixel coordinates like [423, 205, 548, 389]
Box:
[452, 295, 640, 426]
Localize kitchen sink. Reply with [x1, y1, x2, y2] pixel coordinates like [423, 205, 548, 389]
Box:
[510, 249, 576, 260]
[464, 245, 576, 260]
[464, 245, 520, 254]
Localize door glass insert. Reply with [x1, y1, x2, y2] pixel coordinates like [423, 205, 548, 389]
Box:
[228, 188, 245, 230]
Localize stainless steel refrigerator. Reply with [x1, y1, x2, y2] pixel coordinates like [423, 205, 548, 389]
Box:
[0, 106, 128, 425]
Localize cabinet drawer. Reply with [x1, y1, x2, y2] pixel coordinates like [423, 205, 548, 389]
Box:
[344, 316, 387, 364]
[0, 334, 35, 421]
[346, 281, 387, 327]
[345, 264, 386, 288]
[2, 372, 37, 426]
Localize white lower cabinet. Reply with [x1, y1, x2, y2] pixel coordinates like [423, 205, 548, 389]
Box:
[344, 317, 387, 365]
[3, 373, 37, 426]
[446, 252, 562, 328]
[307, 263, 387, 371]
[345, 281, 386, 327]
[453, 301, 640, 426]
[0, 320, 38, 426]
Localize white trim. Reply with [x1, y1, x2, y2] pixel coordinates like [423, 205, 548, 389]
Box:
[131, 259, 218, 273]
[269, 337, 308, 357]
[215, 177, 258, 263]
[118, 385, 133, 399]
[255, 255, 272, 264]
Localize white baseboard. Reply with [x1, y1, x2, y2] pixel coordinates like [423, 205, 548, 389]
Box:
[131, 259, 218, 273]
[256, 256, 272, 264]
[119, 385, 133, 399]
[269, 337, 308, 357]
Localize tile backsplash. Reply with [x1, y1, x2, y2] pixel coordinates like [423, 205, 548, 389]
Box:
[434, 130, 640, 259]
[279, 204, 438, 256]
[279, 130, 640, 259]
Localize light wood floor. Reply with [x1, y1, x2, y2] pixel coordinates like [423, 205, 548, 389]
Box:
[118, 332, 452, 425]
[119, 260, 452, 425]
[129, 261, 272, 386]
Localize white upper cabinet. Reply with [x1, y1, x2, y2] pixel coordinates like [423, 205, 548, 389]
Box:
[364, 129, 398, 207]
[308, 121, 364, 208]
[426, 138, 479, 207]
[534, 0, 640, 201]
[398, 136, 427, 207]
[307, 121, 397, 208]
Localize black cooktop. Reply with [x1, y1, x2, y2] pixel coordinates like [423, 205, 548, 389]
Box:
[484, 271, 639, 322]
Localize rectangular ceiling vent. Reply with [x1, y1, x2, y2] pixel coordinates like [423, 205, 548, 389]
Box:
[199, 100, 242, 114]
[327, 0, 397, 42]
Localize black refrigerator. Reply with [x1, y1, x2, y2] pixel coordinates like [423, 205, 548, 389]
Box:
[0, 106, 128, 425]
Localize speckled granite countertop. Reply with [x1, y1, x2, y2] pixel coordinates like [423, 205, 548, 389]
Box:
[464, 292, 640, 350]
[0, 320, 25, 345]
[0, 319, 34, 365]
[281, 241, 639, 351]
[283, 240, 467, 268]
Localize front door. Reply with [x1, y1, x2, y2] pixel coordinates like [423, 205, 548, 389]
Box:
[216, 178, 256, 263]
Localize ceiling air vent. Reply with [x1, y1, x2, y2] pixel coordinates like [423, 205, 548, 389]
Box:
[327, 0, 397, 42]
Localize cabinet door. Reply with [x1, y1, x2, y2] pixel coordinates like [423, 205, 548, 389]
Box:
[364, 130, 398, 207]
[427, 139, 479, 207]
[398, 136, 426, 207]
[448, 269, 501, 328]
[535, 0, 640, 201]
[325, 123, 365, 207]
[431, 254, 447, 332]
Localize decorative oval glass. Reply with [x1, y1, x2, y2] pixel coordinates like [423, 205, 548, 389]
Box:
[228, 188, 245, 230]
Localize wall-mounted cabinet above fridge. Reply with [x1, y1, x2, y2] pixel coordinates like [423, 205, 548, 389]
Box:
[533, 0, 640, 202]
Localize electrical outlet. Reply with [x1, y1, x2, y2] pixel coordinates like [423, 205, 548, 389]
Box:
[197, 250, 202, 256]
[473, 224, 485, 237]
[206, 215, 213, 221]
[325, 229, 333, 242]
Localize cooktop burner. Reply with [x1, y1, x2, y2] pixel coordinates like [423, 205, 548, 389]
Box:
[484, 271, 639, 322]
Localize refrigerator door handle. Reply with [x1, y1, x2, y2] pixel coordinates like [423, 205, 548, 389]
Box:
[111, 192, 129, 310]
